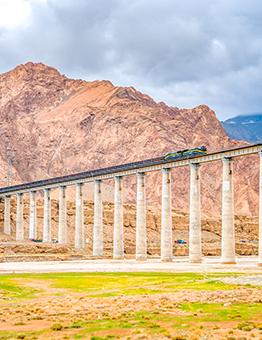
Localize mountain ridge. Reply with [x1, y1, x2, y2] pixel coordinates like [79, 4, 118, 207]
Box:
[0, 62, 258, 215]
[221, 114, 262, 143]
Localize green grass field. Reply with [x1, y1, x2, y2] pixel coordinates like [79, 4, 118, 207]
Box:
[0, 272, 241, 300]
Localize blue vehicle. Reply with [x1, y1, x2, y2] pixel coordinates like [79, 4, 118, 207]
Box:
[164, 146, 207, 160]
[174, 239, 187, 244]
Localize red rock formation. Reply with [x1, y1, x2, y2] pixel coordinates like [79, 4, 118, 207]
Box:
[0, 62, 258, 215]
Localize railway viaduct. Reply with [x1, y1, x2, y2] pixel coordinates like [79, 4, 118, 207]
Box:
[1, 143, 262, 265]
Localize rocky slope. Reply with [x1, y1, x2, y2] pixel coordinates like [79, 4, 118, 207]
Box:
[0, 62, 259, 215]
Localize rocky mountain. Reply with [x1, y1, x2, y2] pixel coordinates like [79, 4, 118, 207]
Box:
[0, 62, 259, 215]
[221, 114, 262, 143]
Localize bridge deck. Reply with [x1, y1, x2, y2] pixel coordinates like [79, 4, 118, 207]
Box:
[1, 143, 262, 195]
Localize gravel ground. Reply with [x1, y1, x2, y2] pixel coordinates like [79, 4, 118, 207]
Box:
[218, 274, 262, 286]
[1, 256, 262, 273]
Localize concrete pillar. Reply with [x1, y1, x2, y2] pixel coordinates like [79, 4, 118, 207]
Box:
[75, 183, 84, 249]
[59, 186, 67, 244]
[258, 151, 262, 266]
[189, 163, 202, 263]
[113, 176, 124, 259]
[43, 188, 51, 243]
[4, 195, 11, 235]
[93, 180, 103, 256]
[221, 157, 236, 264]
[136, 172, 147, 260]
[16, 193, 23, 241]
[29, 191, 37, 239]
[161, 168, 173, 262]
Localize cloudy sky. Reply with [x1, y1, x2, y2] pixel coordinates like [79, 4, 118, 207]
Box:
[0, 0, 262, 120]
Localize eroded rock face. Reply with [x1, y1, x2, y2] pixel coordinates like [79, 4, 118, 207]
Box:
[0, 62, 258, 215]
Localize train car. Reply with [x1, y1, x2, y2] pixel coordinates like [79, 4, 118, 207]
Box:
[164, 146, 207, 160]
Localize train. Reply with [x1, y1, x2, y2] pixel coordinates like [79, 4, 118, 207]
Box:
[164, 146, 207, 160]
[0, 146, 208, 195]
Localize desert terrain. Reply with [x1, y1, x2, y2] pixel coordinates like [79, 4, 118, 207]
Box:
[0, 272, 262, 339]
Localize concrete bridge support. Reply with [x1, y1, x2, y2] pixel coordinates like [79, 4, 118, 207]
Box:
[16, 193, 23, 241]
[93, 180, 103, 257]
[136, 172, 147, 260]
[221, 157, 236, 264]
[59, 186, 67, 244]
[29, 191, 37, 239]
[4, 195, 11, 235]
[43, 188, 51, 243]
[189, 163, 202, 263]
[161, 168, 173, 262]
[75, 183, 84, 249]
[259, 151, 262, 266]
[113, 176, 124, 259]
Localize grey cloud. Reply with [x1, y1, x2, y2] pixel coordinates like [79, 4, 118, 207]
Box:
[0, 0, 262, 120]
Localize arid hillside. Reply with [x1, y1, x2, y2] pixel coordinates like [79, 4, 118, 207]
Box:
[0, 62, 259, 214]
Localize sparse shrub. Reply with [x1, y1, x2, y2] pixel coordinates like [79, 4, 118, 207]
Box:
[51, 323, 63, 331]
[149, 323, 160, 329]
[17, 334, 26, 339]
[31, 315, 43, 320]
[237, 321, 255, 331]
[70, 322, 82, 328]
[14, 321, 26, 326]
[244, 326, 253, 331]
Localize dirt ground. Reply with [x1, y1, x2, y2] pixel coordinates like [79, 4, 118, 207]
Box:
[0, 275, 262, 339]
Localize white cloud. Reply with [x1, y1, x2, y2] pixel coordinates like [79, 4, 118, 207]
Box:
[0, 0, 31, 29]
